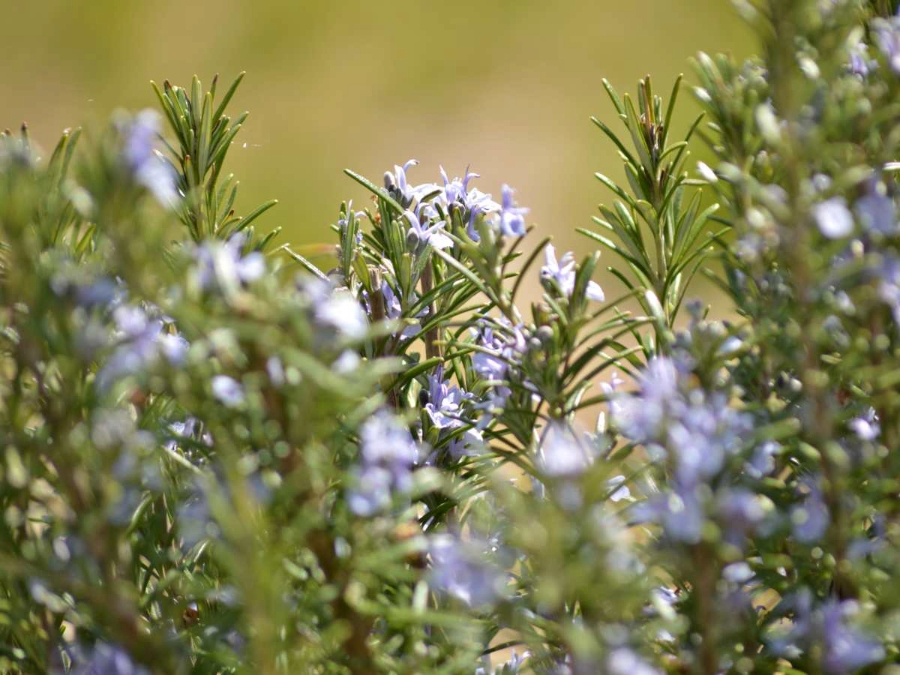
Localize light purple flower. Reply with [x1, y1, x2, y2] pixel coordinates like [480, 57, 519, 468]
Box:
[447, 427, 484, 459]
[438, 166, 501, 240]
[348, 411, 419, 516]
[165, 416, 213, 452]
[716, 488, 767, 541]
[124, 110, 178, 206]
[814, 197, 854, 239]
[347, 465, 395, 517]
[497, 184, 528, 237]
[359, 410, 419, 469]
[470, 319, 527, 415]
[848, 41, 874, 77]
[476, 650, 529, 675]
[371, 281, 419, 340]
[425, 366, 471, 429]
[875, 13, 900, 74]
[744, 440, 780, 478]
[72, 642, 150, 675]
[791, 482, 830, 544]
[607, 648, 661, 675]
[429, 533, 506, 607]
[97, 305, 187, 390]
[606, 475, 631, 502]
[775, 595, 885, 674]
[849, 407, 880, 441]
[537, 422, 594, 477]
[211, 375, 244, 408]
[302, 278, 369, 339]
[820, 602, 885, 674]
[878, 255, 900, 325]
[193, 233, 265, 294]
[611, 357, 680, 443]
[384, 159, 439, 206]
[614, 357, 750, 485]
[338, 200, 365, 244]
[854, 191, 896, 235]
[405, 204, 453, 250]
[722, 561, 755, 584]
[540, 244, 604, 302]
[439, 166, 478, 206]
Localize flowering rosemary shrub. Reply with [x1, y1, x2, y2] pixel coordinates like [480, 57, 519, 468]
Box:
[2, 1, 900, 673]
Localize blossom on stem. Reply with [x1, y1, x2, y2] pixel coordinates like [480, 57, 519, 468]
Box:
[429, 533, 506, 607]
[405, 203, 453, 251]
[540, 244, 604, 302]
[348, 411, 419, 516]
[425, 366, 472, 429]
[497, 184, 528, 237]
[124, 109, 178, 206]
[814, 197, 854, 239]
[384, 159, 439, 207]
[193, 233, 265, 294]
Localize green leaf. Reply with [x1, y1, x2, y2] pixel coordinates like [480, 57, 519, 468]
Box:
[212, 71, 246, 123]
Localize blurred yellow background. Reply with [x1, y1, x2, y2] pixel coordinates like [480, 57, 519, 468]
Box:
[1, 0, 751, 268]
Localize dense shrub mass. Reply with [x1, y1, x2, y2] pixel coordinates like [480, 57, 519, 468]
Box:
[2, 1, 900, 673]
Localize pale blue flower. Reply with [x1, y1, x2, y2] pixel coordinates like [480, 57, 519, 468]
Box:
[439, 165, 478, 205]
[606, 475, 631, 502]
[338, 200, 365, 244]
[372, 280, 420, 340]
[820, 602, 885, 674]
[165, 416, 213, 451]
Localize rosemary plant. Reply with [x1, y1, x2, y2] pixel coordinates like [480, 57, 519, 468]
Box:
[1, 1, 898, 674]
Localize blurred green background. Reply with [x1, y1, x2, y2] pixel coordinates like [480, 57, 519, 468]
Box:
[2, 0, 751, 270]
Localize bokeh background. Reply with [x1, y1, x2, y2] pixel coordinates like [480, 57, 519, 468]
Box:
[2, 0, 752, 285]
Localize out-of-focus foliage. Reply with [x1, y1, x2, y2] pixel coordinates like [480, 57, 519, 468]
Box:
[1, 1, 899, 674]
